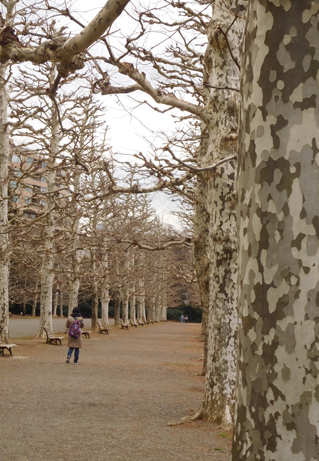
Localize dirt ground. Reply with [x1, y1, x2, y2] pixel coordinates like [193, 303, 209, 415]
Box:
[1, 321, 232, 461]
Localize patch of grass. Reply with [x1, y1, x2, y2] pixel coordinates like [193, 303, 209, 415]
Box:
[214, 448, 223, 451]
[218, 431, 233, 439]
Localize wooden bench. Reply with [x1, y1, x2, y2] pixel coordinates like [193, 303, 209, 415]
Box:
[97, 322, 109, 335]
[44, 328, 64, 345]
[0, 343, 16, 357]
[136, 319, 144, 326]
[82, 331, 91, 338]
[130, 319, 138, 328]
[120, 319, 129, 330]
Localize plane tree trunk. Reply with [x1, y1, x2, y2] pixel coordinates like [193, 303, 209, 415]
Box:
[233, 1, 319, 457]
[0, 62, 10, 343]
[195, 0, 245, 427]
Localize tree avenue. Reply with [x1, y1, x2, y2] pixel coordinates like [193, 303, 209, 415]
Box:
[91, 0, 246, 426]
[0, 0, 318, 459]
[0, 0, 132, 343]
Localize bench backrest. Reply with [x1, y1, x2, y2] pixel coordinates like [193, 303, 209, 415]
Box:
[44, 328, 54, 338]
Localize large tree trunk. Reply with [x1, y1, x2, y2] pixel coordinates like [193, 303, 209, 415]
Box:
[233, 1, 319, 458]
[0, 61, 9, 343]
[193, 161, 210, 375]
[195, 0, 245, 427]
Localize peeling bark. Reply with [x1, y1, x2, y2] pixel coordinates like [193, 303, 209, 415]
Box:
[0, 62, 9, 343]
[195, 0, 245, 427]
[233, 1, 319, 457]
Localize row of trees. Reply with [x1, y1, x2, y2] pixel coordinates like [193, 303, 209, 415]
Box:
[0, 0, 318, 458]
[10, 180, 196, 328]
[6, 67, 197, 331]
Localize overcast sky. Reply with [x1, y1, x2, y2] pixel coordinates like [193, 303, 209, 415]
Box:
[75, 0, 183, 228]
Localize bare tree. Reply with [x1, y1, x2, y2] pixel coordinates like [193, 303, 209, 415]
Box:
[84, 0, 246, 425]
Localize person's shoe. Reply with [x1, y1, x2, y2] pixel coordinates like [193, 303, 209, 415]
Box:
[74, 362, 78, 365]
[66, 356, 70, 363]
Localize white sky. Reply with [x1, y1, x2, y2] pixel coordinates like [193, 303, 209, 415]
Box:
[77, 1, 183, 228]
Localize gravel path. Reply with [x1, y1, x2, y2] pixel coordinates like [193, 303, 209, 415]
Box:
[1, 321, 232, 461]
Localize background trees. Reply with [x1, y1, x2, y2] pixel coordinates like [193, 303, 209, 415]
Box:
[86, 0, 245, 425]
[0, 0, 132, 341]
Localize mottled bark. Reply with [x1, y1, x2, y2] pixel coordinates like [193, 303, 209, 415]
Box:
[195, 0, 245, 427]
[0, 62, 9, 343]
[233, 1, 319, 458]
[193, 138, 210, 375]
[53, 290, 58, 317]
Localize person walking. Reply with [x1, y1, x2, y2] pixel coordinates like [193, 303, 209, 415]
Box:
[66, 306, 84, 365]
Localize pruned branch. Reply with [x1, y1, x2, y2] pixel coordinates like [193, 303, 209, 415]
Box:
[0, 0, 131, 77]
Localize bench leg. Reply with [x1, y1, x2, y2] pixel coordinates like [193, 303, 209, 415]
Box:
[8, 347, 13, 355]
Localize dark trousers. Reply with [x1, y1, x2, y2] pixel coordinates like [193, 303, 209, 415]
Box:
[67, 347, 79, 363]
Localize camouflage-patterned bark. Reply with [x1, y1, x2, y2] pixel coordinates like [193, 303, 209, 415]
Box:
[193, 130, 210, 376]
[0, 62, 10, 344]
[197, 0, 245, 426]
[233, 1, 319, 457]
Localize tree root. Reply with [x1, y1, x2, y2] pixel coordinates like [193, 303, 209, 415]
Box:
[167, 410, 203, 426]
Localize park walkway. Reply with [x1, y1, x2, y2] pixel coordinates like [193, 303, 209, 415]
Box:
[0, 321, 231, 461]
